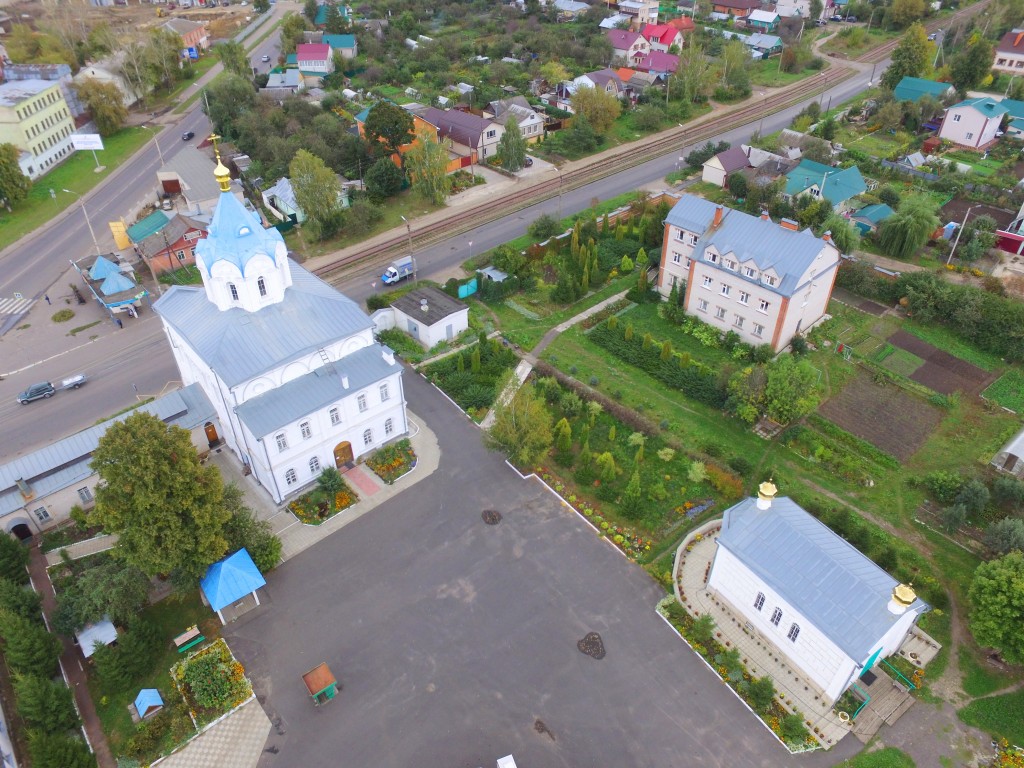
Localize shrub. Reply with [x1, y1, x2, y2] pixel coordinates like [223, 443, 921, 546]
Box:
[922, 470, 964, 504]
[51, 309, 74, 323]
[528, 213, 562, 240]
[688, 461, 707, 483]
[728, 456, 753, 476]
[182, 651, 247, 710]
[781, 712, 809, 744]
[0, 536, 30, 585]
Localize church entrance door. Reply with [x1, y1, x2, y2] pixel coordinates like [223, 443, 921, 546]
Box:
[334, 441, 354, 467]
[204, 421, 220, 447]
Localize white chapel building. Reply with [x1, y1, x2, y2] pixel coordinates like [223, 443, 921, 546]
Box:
[706, 483, 929, 704]
[154, 152, 407, 504]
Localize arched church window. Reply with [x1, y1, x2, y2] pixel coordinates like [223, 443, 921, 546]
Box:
[258, 277, 267, 297]
[229, 283, 239, 301]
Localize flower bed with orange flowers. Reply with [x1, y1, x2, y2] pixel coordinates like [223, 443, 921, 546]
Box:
[366, 439, 417, 484]
[171, 638, 252, 728]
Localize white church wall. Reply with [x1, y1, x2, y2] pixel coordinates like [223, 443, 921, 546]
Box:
[201, 243, 291, 313]
[707, 545, 855, 702]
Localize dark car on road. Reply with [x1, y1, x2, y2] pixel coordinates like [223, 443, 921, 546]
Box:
[182, 130, 195, 141]
[17, 382, 55, 404]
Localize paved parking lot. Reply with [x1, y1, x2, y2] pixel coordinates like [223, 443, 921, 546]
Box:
[225, 372, 859, 768]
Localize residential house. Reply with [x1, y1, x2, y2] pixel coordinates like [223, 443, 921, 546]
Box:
[261, 175, 353, 226]
[484, 97, 545, 143]
[746, 32, 783, 58]
[261, 68, 303, 93]
[709, 0, 762, 17]
[5, 63, 84, 118]
[421, 107, 503, 161]
[658, 195, 841, 351]
[851, 203, 894, 235]
[635, 50, 679, 77]
[991, 425, 1024, 478]
[134, 213, 208, 274]
[600, 13, 632, 28]
[938, 97, 1007, 149]
[702, 145, 751, 187]
[667, 16, 696, 35]
[617, 0, 659, 27]
[322, 33, 358, 59]
[157, 145, 247, 218]
[640, 23, 681, 53]
[607, 29, 651, 64]
[999, 98, 1024, 139]
[153, 158, 408, 504]
[784, 158, 867, 214]
[162, 18, 209, 52]
[313, 2, 350, 27]
[74, 53, 147, 107]
[552, 0, 590, 19]
[295, 43, 334, 85]
[994, 28, 1024, 75]
[0, 79, 76, 180]
[615, 67, 658, 100]
[544, 69, 626, 112]
[892, 76, 955, 104]
[0, 386, 215, 539]
[745, 9, 779, 30]
[706, 484, 931, 705]
[355, 104, 471, 171]
[379, 286, 470, 348]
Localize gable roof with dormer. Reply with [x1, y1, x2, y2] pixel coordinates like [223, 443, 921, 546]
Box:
[784, 158, 867, 205]
[421, 107, 494, 148]
[607, 28, 645, 52]
[640, 23, 678, 46]
[997, 28, 1024, 54]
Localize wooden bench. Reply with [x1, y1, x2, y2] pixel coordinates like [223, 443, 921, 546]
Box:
[172, 625, 205, 653]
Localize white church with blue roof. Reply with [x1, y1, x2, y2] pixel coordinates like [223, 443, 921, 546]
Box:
[154, 146, 407, 504]
[706, 482, 928, 704]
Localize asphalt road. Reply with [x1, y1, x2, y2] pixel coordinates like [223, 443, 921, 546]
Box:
[0, 2, 292, 326]
[0, 66, 881, 461]
[225, 371, 862, 768]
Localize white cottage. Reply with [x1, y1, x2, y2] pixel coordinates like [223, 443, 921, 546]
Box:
[154, 152, 408, 504]
[706, 484, 928, 704]
[389, 286, 469, 348]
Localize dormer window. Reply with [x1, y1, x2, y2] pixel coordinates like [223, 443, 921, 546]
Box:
[706, 252, 718, 264]
[743, 266, 756, 278]
[764, 275, 777, 287]
[258, 276, 267, 297]
[237, 225, 252, 236]
[229, 283, 239, 301]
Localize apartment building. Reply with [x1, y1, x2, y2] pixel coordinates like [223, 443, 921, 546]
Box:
[0, 79, 76, 180]
[658, 195, 840, 351]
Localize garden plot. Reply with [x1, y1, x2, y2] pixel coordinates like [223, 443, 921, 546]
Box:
[818, 371, 943, 462]
[888, 330, 995, 396]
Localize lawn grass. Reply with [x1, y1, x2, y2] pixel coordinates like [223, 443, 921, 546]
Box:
[902, 321, 1005, 372]
[820, 25, 899, 56]
[91, 590, 221, 760]
[959, 647, 1022, 697]
[982, 370, 1024, 413]
[958, 687, 1024, 745]
[945, 151, 1005, 178]
[875, 345, 925, 377]
[749, 58, 822, 88]
[833, 124, 913, 160]
[614, 302, 737, 370]
[0, 127, 156, 252]
[836, 746, 916, 768]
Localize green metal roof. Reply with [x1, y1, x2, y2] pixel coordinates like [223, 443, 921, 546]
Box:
[314, 3, 349, 25]
[853, 203, 894, 224]
[893, 76, 953, 103]
[785, 159, 867, 205]
[126, 210, 171, 243]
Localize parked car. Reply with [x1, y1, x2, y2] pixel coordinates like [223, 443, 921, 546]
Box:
[182, 130, 195, 141]
[17, 382, 55, 404]
[845, 15, 858, 21]
[261, 54, 271, 62]
[831, 14, 843, 20]
[524, 156, 534, 167]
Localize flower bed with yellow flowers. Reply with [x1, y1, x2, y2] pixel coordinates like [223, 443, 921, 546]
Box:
[287, 481, 358, 525]
[171, 638, 252, 728]
[366, 438, 417, 484]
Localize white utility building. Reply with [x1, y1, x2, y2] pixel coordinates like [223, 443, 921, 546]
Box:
[706, 483, 928, 704]
[154, 150, 407, 504]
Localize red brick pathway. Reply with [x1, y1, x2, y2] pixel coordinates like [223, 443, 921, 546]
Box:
[27, 545, 116, 768]
[341, 465, 381, 497]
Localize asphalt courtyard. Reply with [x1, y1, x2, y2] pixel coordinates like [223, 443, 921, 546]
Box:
[225, 371, 861, 768]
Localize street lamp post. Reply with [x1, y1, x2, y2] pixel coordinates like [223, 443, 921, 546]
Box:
[557, 168, 564, 219]
[867, 6, 878, 31]
[947, 205, 977, 266]
[141, 124, 165, 166]
[469, 240, 474, 264]
[62, 189, 101, 256]
[400, 215, 416, 280]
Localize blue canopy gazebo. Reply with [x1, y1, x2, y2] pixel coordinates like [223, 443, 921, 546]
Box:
[200, 548, 267, 624]
[134, 689, 163, 719]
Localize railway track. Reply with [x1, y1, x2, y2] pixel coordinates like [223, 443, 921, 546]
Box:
[856, 0, 994, 63]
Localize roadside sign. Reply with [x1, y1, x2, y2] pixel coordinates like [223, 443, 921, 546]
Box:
[71, 134, 104, 151]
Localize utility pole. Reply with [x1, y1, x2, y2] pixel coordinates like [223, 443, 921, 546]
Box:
[947, 205, 977, 266]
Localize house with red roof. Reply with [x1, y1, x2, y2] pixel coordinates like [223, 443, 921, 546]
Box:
[607, 29, 651, 65]
[640, 23, 680, 53]
[295, 43, 333, 79]
[667, 16, 696, 34]
[994, 28, 1024, 75]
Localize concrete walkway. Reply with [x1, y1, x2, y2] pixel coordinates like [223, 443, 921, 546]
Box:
[153, 698, 271, 768]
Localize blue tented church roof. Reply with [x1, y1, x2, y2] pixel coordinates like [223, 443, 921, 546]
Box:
[134, 689, 163, 718]
[200, 548, 267, 612]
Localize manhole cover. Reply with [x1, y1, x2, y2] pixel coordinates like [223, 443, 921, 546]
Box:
[534, 719, 555, 740]
[577, 631, 605, 659]
[482, 509, 502, 525]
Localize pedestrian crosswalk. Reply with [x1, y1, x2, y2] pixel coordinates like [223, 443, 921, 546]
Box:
[0, 296, 34, 316]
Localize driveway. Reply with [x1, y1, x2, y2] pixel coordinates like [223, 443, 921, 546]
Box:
[224, 372, 860, 768]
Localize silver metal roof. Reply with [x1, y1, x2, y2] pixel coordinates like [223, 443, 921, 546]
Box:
[234, 344, 400, 437]
[717, 496, 927, 661]
[154, 260, 375, 388]
[0, 385, 216, 518]
[159, 146, 222, 203]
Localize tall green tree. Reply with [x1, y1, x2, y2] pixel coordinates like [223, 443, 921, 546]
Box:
[0, 578, 42, 621]
[497, 119, 528, 171]
[881, 23, 931, 89]
[0, 611, 62, 678]
[486, 382, 553, 467]
[222, 484, 282, 573]
[950, 34, 996, 92]
[117, 40, 150, 106]
[324, 2, 349, 33]
[889, 0, 925, 27]
[303, 0, 318, 22]
[364, 157, 403, 203]
[763, 356, 821, 424]
[90, 412, 230, 581]
[984, 518, 1024, 555]
[364, 101, 415, 166]
[878, 195, 939, 261]
[969, 551, 1024, 664]
[280, 12, 309, 55]
[570, 86, 622, 135]
[678, 38, 713, 103]
[822, 214, 861, 254]
[0, 143, 31, 212]
[13, 675, 79, 731]
[0, 534, 29, 584]
[290, 149, 345, 240]
[72, 78, 127, 136]
[405, 126, 452, 205]
[145, 27, 185, 91]
[252, 0, 269, 12]
[214, 40, 250, 79]
[27, 731, 94, 768]
[203, 73, 257, 141]
[52, 560, 149, 634]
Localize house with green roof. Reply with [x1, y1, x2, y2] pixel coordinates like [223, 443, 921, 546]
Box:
[784, 159, 868, 214]
[322, 33, 358, 59]
[313, 2, 349, 27]
[1000, 98, 1024, 139]
[892, 76, 954, 104]
[851, 203, 894, 234]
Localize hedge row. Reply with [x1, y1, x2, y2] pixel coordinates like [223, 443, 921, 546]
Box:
[588, 322, 727, 408]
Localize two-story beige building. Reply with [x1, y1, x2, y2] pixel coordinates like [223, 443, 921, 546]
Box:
[0, 79, 76, 180]
[994, 29, 1024, 75]
[658, 195, 840, 351]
